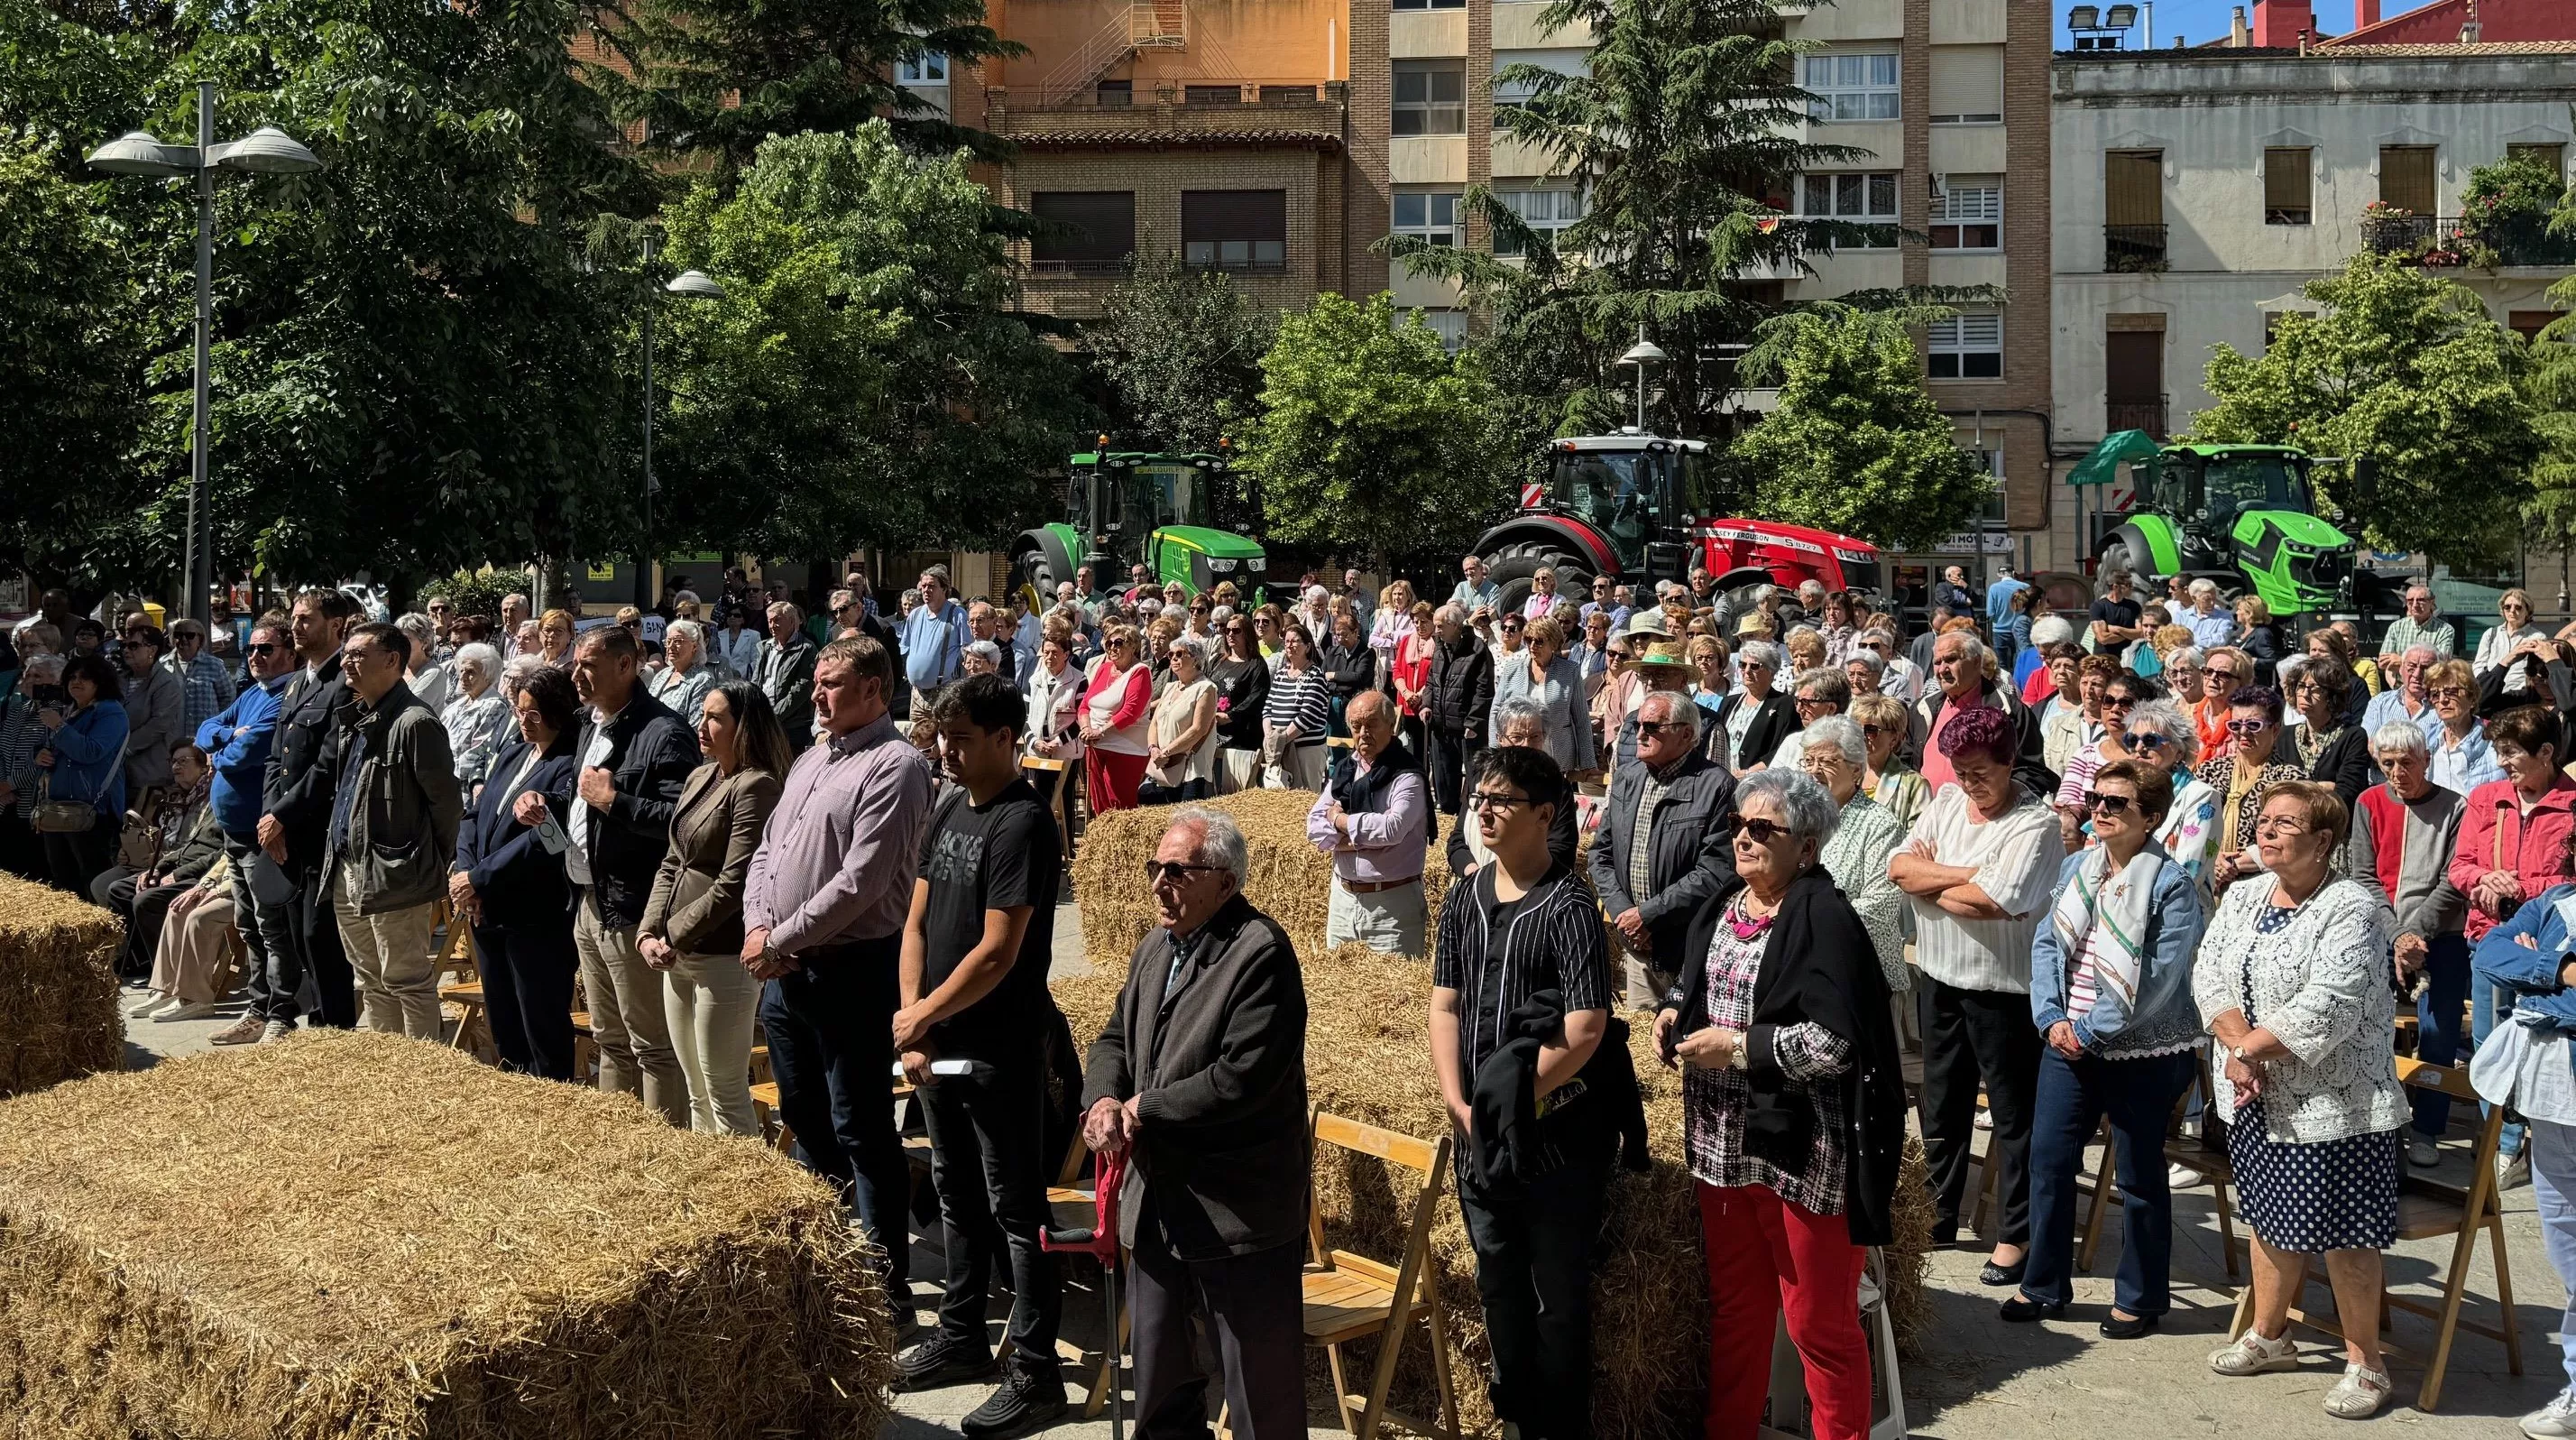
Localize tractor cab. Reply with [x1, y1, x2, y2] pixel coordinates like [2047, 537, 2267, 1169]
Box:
[2150, 446, 2317, 554]
[1537, 434, 1725, 587]
[1053, 448, 1266, 600]
[2075, 431, 2355, 617]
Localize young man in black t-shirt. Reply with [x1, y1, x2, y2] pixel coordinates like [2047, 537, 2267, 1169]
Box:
[2087, 570, 2145, 656]
[891, 672, 1067, 1435]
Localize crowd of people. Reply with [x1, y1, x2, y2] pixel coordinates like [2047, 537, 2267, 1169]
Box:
[14, 553, 2576, 1438]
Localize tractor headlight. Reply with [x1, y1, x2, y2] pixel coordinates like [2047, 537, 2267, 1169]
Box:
[1242, 556, 1266, 574]
[1208, 558, 1237, 573]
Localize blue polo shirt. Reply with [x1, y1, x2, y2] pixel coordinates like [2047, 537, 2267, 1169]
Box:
[196, 671, 291, 840]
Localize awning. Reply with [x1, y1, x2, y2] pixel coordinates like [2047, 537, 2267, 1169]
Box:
[2067, 429, 2162, 487]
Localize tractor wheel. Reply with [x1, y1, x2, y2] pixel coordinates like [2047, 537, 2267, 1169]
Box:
[1486, 552, 1542, 587]
[1007, 549, 1060, 615]
[1495, 554, 1593, 627]
[2095, 540, 2148, 588]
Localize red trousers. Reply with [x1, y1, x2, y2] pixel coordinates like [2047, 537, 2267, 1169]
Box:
[1698, 1182, 1873, 1440]
[1086, 748, 1147, 813]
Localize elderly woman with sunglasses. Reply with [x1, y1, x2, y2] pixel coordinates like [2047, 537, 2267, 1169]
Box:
[1847, 694, 1929, 835]
[2198, 781, 2404, 1420]
[1659, 768, 1907, 1440]
[2475, 587, 2550, 693]
[2195, 685, 2307, 896]
[2286, 654, 2371, 808]
[2115, 699, 2220, 895]
[2051, 669, 2153, 852]
[2010, 761, 2207, 1337]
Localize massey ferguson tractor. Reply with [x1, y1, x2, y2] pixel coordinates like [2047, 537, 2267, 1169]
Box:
[1477, 431, 1886, 621]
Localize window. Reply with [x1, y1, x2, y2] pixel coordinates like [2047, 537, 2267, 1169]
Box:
[1394, 60, 1467, 135]
[1930, 175, 2001, 250]
[2508, 143, 2566, 174]
[1928, 45, 2002, 124]
[1799, 171, 1898, 247]
[2511, 310, 2562, 344]
[896, 52, 948, 85]
[1927, 312, 2001, 379]
[1095, 79, 1132, 106]
[1963, 448, 2008, 525]
[1394, 0, 1465, 11]
[2379, 144, 2436, 213]
[2264, 147, 2312, 226]
[2262, 310, 2312, 348]
[1804, 52, 1899, 123]
[1393, 190, 1463, 247]
[1405, 309, 1469, 350]
[1494, 188, 1585, 254]
[1182, 189, 1288, 272]
[1185, 85, 1239, 105]
[1030, 192, 1136, 274]
[1492, 48, 1587, 111]
[1259, 84, 1316, 104]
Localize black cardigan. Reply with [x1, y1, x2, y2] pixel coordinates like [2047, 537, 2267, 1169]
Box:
[2303, 725, 2373, 808]
[1666, 867, 1908, 1247]
[1710, 691, 1796, 771]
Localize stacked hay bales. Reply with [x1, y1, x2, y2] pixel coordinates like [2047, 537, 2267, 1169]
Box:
[0, 1029, 891, 1439]
[0, 872, 122, 1098]
[1053, 943, 1937, 1440]
[1070, 789, 1458, 965]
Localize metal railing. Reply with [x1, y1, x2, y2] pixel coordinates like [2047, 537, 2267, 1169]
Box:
[2105, 400, 2167, 438]
[2103, 223, 2167, 272]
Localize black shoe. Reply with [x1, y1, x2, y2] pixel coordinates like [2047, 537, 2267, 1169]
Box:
[2100, 1310, 2160, 1340]
[1999, 1296, 2067, 1323]
[1978, 1257, 2027, 1288]
[895, 1334, 996, 1392]
[961, 1369, 1070, 1439]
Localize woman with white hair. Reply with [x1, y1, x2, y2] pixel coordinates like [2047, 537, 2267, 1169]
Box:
[1796, 715, 1909, 993]
[961, 639, 1003, 678]
[2017, 615, 2079, 697]
[1142, 634, 1220, 804]
[396, 613, 448, 711]
[2121, 698, 2221, 897]
[1711, 639, 1795, 774]
[648, 619, 715, 728]
[441, 642, 513, 796]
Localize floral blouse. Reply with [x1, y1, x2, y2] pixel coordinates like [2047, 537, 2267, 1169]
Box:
[1683, 898, 1852, 1214]
[2194, 756, 2306, 859]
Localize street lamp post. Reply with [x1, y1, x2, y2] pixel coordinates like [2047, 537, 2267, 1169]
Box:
[635, 229, 724, 609]
[1619, 325, 1668, 434]
[88, 82, 320, 626]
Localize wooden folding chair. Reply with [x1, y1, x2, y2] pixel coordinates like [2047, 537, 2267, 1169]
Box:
[1023, 755, 1074, 863]
[2167, 1064, 2243, 1283]
[1257, 1110, 1462, 1440]
[2226, 1057, 2522, 1411]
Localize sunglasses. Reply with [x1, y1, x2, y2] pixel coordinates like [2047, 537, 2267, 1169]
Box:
[2204, 669, 2240, 682]
[1860, 723, 1892, 739]
[1636, 720, 1691, 736]
[1734, 817, 1793, 845]
[2429, 686, 2470, 700]
[1502, 620, 1525, 632]
[2083, 790, 2135, 816]
[2102, 695, 2138, 709]
[2225, 717, 2271, 735]
[2126, 730, 2173, 750]
[1143, 860, 1225, 884]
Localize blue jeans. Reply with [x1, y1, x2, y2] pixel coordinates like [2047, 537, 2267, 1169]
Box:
[2526, 1119, 2576, 1391]
[2473, 963, 2529, 1158]
[2020, 1047, 2200, 1315]
[2411, 933, 2472, 1139]
[761, 936, 913, 1305]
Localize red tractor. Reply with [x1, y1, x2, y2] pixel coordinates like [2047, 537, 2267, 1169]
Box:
[1477, 431, 1885, 621]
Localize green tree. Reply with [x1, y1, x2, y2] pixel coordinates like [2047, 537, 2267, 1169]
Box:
[2525, 185, 2576, 587]
[0, 133, 151, 584]
[1084, 249, 1274, 455]
[650, 124, 1089, 558]
[1242, 291, 1504, 564]
[588, 0, 1015, 180]
[1731, 304, 1988, 551]
[2191, 252, 2542, 567]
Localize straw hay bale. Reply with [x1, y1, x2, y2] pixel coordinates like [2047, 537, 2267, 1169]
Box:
[1070, 789, 1458, 965]
[0, 872, 123, 1098]
[0, 1029, 891, 1439]
[1053, 942, 1937, 1440]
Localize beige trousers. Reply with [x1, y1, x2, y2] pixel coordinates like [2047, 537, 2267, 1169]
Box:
[333, 867, 442, 1039]
[664, 949, 761, 1136]
[151, 891, 237, 1005]
[576, 897, 691, 1126]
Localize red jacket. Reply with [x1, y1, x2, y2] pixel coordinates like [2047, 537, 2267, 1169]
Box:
[2448, 775, 2576, 940]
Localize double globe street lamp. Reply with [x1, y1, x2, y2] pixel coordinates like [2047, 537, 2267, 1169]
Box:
[87, 81, 321, 627]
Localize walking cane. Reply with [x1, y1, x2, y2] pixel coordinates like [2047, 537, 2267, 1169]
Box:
[1041, 1145, 1129, 1440]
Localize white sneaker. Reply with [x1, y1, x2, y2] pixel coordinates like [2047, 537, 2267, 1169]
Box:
[2501, 1149, 2535, 1192]
[2168, 1160, 2203, 1189]
[2323, 1362, 2392, 1419]
[2209, 1329, 2300, 1377]
[2522, 1389, 2576, 1438]
[258, 1020, 294, 1043]
[2408, 1137, 2441, 1168]
[129, 994, 177, 1019]
[154, 1000, 220, 1023]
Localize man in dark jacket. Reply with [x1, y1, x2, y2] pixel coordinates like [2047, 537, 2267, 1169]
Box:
[254, 587, 361, 1032]
[757, 601, 819, 750]
[1421, 605, 1494, 817]
[519, 624, 698, 1125]
[321, 622, 463, 1039]
[1588, 690, 1737, 1010]
[1082, 808, 1309, 1440]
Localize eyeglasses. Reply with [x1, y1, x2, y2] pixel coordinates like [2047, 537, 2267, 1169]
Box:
[2102, 695, 2138, 710]
[2126, 730, 2173, 751]
[2428, 686, 2470, 700]
[2252, 818, 2312, 838]
[1793, 694, 1830, 708]
[2204, 668, 2240, 682]
[1467, 790, 1532, 813]
[2225, 717, 2271, 735]
[1143, 860, 1225, 884]
[2083, 790, 2135, 816]
[1734, 817, 1793, 845]
[1859, 723, 1892, 739]
[1501, 620, 1524, 632]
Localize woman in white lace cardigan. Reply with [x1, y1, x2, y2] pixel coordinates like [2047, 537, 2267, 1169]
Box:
[2194, 780, 2406, 1421]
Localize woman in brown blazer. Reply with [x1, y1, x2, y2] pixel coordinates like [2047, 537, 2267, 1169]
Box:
[639, 678, 792, 1135]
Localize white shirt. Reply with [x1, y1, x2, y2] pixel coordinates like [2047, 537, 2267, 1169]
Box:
[564, 703, 623, 887]
[1881, 655, 1924, 704]
[1904, 782, 2065, 994]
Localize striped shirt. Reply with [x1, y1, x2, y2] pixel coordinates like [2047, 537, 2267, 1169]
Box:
[1432, 862, 1613, 1087]
[1904, 783, 2065, 994]
[1263, 663, 1333, 746]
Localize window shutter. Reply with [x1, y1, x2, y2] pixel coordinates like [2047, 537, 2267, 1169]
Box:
[1182, 190, 1288, 244]
[2379, 146, 2436, 213]
[1929, 45, 2003, 122]
[2104, 151, 2163, 226]
[1031, 192, 1135, 266]
[2263, 148, 2311, 213]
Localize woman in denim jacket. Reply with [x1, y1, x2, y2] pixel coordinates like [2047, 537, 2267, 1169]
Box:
[2471, 863, 2576, 1440]
[2007, 760, 2207, 1337]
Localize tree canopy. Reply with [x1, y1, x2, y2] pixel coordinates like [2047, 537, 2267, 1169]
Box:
[2191, 252, 2542, 567]
[1242, 291, 1505, 564]
[649, 124, 1090, 559]
[1732, 304, 1989, 550]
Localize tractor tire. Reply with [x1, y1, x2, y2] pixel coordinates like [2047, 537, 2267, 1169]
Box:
[1495, 553, 1593, 628]
[2095, 540, 2148, 587]
[1486, 552, 1542, 587]
[1007, 549, 1061, 614]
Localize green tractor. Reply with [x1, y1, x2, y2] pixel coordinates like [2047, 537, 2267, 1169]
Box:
[1008, 442, 1267, 609]
[2069, 430, 2358, 617]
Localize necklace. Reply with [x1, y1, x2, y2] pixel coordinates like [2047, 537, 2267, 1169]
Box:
[1726, 894, 1779, 940]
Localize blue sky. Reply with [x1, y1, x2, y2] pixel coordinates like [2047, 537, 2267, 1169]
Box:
[2051, 0, 2435, 48]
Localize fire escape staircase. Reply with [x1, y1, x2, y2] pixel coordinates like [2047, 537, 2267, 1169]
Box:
[1040, 0, 1189, 106]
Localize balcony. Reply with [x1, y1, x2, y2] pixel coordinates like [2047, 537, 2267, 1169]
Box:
[986, 83, 1348, 151]
[2106, 399, 2167, 438]
[2361, 210, 2453, 257]
[2103, 224, 2167, 273]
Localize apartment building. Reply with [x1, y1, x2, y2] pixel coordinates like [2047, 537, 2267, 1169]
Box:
[952, 0, 1363, 319]
[2050, 14, 2576, 566]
